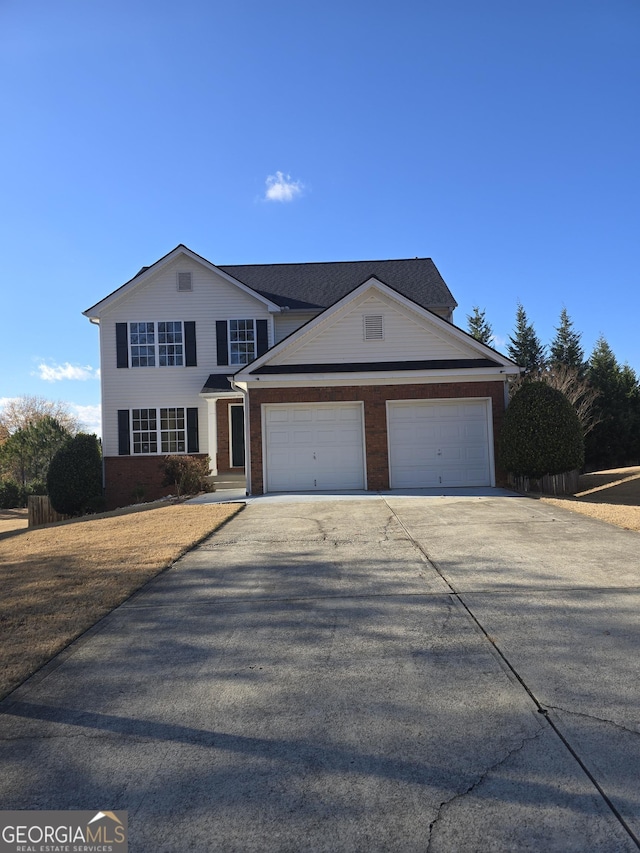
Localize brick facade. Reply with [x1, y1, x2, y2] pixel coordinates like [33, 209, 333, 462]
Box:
[248, 381, 507, 494]
[104, 453, 210, 509]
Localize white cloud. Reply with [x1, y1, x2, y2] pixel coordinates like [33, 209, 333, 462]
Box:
[264, 171, 304, 202]
[37, 362, 100, 382]
[71, 404, 102, 437]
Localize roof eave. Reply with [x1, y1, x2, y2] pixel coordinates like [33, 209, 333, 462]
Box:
[233, 365, 520, 384]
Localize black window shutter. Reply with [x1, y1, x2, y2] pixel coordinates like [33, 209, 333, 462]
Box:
[116, 323, 128, 368]
[186, 408, 199, 453]
[256, 319, 269, 357]
[216, 320, 228, 366]
[184, 321, 197, 366]
[117, 410, 130, 455]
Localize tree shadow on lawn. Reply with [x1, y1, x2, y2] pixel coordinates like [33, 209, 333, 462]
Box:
[575, 468, 640, 506]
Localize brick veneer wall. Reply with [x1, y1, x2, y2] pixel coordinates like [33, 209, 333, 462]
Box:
[104, 454, 210, 509]
[215, 397, 244, 473]
[248, 381, 507, 495]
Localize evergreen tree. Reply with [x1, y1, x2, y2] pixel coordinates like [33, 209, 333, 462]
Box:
[0, 416, 70, 487]
[586, 337, 640, 468]
[466, 306, 494, 345]
[47, 433, 102, 516]
[507, 303, 546, 373]
[549, 308, 585, 375]
[620, 363, 640, 463]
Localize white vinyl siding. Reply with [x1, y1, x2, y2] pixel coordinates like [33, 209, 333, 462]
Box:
[99, 255, 272, 456]
[273, 312, 318, 344]
[387, 399, 493, 488]
[270, 294, 479, 366]
[263, 403, 365, 492]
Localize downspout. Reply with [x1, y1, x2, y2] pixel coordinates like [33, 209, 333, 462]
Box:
[230, 379, 251, 496]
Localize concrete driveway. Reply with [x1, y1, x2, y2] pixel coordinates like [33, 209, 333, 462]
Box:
[1, 494, 639, 851]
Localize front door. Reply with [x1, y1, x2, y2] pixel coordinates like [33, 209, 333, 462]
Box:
[230, 404, 245, 468]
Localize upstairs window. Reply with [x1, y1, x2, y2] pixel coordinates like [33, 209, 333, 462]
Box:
[158, 322, 183, 366]
[215, 319, 268, 367]
[229, 319, 256, 365]
[120, 321, 194, 367]
[130, 323, 156, 367]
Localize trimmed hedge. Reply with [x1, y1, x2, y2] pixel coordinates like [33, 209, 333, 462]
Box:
[500, 381, 584, 478]
[46, 434, 103, 516]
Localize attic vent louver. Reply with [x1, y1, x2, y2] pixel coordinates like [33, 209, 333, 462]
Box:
[364, 314, 384, 341]
[177, 271, 192, 291]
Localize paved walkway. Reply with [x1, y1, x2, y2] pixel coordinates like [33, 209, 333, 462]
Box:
[1, 495, 639, 851]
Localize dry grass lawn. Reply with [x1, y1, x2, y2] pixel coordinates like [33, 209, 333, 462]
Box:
[0, 501, 242, 699]
[541, 466, 640, 531]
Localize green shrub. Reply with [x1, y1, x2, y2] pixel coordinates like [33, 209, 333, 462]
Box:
[46, 433, 103, 516]
[500, 381, 584, 478]
[163, 455, 212, 498]
[27, 480, 47, 496]
[84, 494, 107, 514]
[0, 479, 26, 509]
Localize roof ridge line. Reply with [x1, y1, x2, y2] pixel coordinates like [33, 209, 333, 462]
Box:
[220, 257, 434, 268]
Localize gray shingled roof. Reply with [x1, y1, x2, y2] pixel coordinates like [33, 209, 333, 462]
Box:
[84, 247, 458, 317]
[218, 258, 457, 312]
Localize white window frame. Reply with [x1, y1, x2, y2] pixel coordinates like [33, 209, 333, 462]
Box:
[229, 319, 256, 365]
[131, 407, 187, 454]
[130, 321, 184, 367]
[130, 322, 156, 367]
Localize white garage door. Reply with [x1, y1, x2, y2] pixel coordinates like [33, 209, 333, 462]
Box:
[388, 399, 492, 488]
[264, 403, 365, 492]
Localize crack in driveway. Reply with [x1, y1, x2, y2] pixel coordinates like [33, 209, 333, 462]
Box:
[426, 727, 546, 852]
[383, 497, 640, 851]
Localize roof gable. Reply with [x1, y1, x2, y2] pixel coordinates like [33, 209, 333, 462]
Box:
[235, 278, 518, 377]
[83, 245, 280, 318]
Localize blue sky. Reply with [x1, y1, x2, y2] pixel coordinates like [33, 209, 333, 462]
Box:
[1, 0, 639, 434]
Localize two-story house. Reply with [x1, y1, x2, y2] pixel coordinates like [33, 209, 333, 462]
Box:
[84, 245, 519, 508]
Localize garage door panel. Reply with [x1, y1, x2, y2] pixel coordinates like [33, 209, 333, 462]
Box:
[264, 404, 365, 492]
[388, 400, 492, 488]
